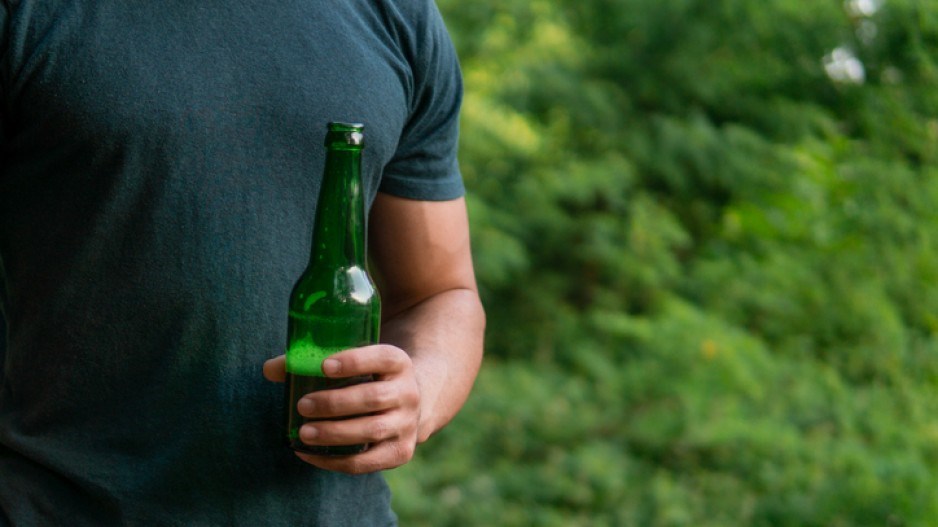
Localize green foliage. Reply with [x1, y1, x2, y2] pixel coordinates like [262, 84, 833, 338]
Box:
[387, 0, 938, 524]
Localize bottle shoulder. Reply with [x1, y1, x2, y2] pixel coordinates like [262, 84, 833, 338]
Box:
[289, 265, 380, 314]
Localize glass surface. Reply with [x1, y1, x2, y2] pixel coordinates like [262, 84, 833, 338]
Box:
[284, 122, 381, 455]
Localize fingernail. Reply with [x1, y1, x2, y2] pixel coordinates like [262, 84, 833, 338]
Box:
[301, 425, 318, 441]
[297, 399, 314, 415]
[322, 359, 341, 376]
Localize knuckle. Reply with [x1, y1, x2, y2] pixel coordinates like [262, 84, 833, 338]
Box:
[367, 383, 396, 409]
[379, 345, 408, 367]
[395, 381, 420, 411]
[389, 440, 415, 465]
[367, 419, 393, 442]
[404, 381, 420, 404]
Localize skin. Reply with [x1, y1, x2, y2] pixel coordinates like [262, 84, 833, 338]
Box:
[263, 193, 486, 474]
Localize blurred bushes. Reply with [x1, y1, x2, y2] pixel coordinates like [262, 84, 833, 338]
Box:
[387, 0, 938, 524]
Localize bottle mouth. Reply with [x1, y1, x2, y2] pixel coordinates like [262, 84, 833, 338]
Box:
[326, 122, 364, 147]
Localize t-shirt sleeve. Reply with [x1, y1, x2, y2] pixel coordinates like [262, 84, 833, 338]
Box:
[379, 0, 464, 201]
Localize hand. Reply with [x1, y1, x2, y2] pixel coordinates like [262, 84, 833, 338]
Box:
[263, 344, 422, 474]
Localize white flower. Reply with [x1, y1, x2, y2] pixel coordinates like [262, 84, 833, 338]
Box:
[823, 47, 866, 84]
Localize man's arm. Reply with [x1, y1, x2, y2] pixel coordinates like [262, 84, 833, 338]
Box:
[264, 193, 485, 473]
[369, 193, 486, 443]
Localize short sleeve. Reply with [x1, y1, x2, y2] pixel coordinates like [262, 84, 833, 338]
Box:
[379, 1, 464, 201]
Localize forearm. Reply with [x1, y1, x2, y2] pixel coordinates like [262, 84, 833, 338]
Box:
[380, 287, 485, 443]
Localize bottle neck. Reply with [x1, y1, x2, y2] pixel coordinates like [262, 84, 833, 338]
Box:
[310, 147, 366, 268]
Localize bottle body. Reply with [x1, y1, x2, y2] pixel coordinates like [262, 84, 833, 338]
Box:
[284, 122, 380, 456]
[285, 267, 380, 455]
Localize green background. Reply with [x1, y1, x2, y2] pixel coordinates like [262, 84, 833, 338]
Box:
[387, 0, 938, 525]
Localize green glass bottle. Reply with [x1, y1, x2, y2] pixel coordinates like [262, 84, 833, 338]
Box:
[284, 122, 381, 456]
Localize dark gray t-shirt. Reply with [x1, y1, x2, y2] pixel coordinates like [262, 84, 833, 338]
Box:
[0, 1, 463, 525]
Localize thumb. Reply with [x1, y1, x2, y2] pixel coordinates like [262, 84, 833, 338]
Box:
[263, 355, 287, 383]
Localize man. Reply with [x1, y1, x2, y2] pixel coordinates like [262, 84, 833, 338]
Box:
[0, 0, 484, 525]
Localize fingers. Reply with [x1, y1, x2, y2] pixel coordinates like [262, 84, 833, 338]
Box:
[263, 355, 286, 382]
[295, 437, 417, 474]
[295, 364, 420, 444]
[268, 344, 422, 474]
[294, 397, 420, 474]
[292, 344, 422, 474]
[322, 344, 411, 379]
[297, 378, 417, 419]
[263, 345, 406, 383]
[297, 409, 408, 447]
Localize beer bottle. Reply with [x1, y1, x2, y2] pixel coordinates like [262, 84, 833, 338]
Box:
[284, 122, 380, 456]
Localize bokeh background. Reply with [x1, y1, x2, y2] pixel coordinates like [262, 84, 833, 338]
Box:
[385, 0, 938, 525]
